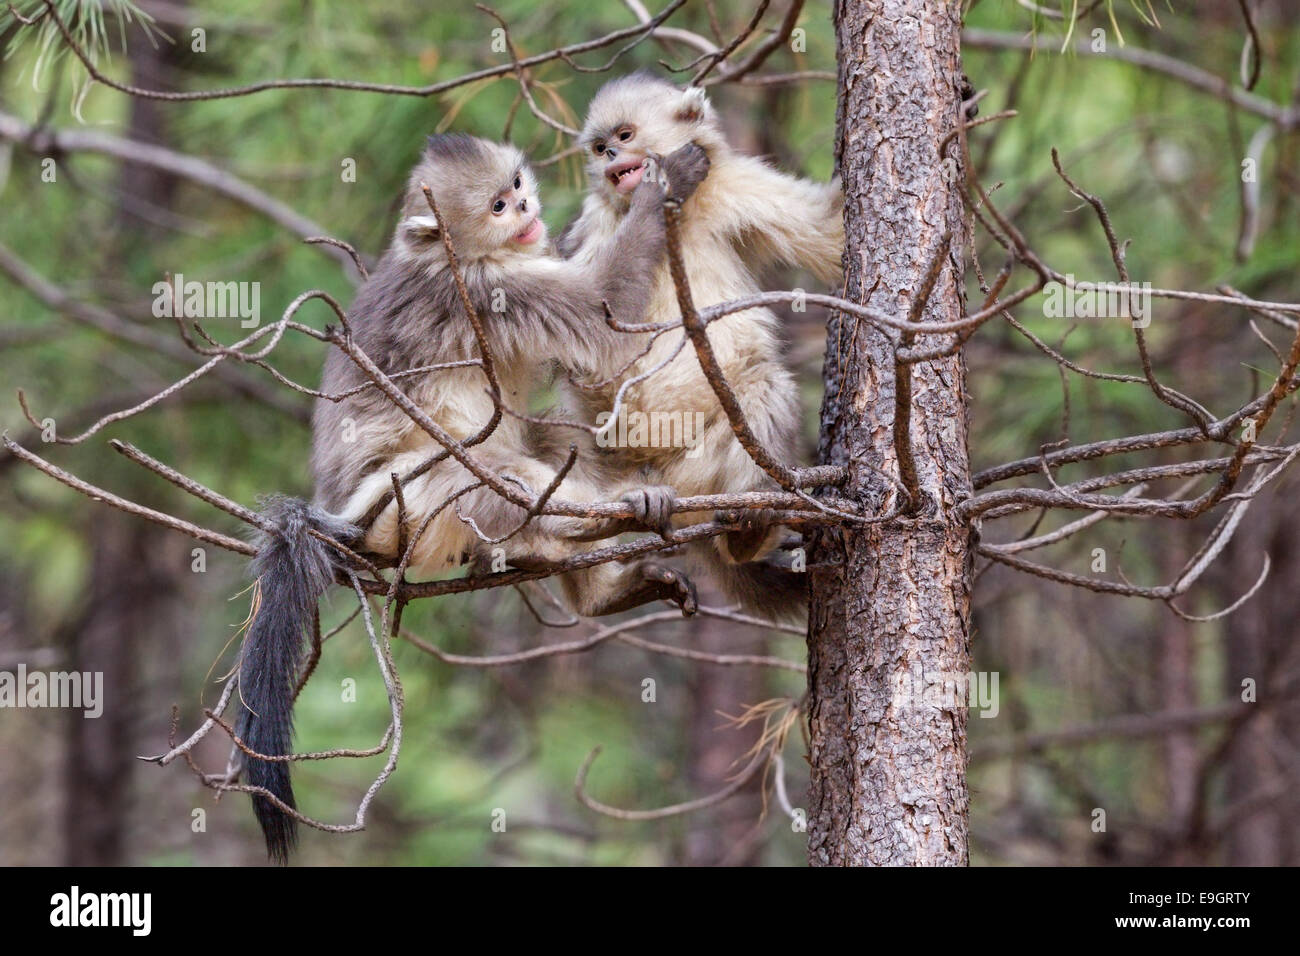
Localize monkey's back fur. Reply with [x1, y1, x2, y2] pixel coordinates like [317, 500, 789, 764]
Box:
[312, 252, 607, 574]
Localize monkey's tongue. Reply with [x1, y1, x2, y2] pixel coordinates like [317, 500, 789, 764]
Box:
[612, 162, 646, 194]
[514, 218, 544, 244]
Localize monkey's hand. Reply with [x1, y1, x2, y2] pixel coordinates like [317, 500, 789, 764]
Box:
[639, 561, 699, 617]
[622, 485, 677, 538]
[650, 142, 710, 202]
[561, 485, 678, 541]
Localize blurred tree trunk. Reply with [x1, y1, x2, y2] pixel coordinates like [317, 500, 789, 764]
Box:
[683, 602, 765, 866]
[113, 0, 187, 241]
[1160, 537, 1200, 863]
[61, 14, 190, 865]
[1222, 483, 1300, 865]
[807, 0, 973, 866]
[61, 513, 183, 864]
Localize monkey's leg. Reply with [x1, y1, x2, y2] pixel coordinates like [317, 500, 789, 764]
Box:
[564, 561, 698, 617]
[684, 545, 807, 624]
[659, 401, 796, 565]
[505, 557, 697, 617]
[713, 507, 788, 564]
[473, 461, 665, 545]
[353, 448, 577, 578]
[479, 461, 694, 615]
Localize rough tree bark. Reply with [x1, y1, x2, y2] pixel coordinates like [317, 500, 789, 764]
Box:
[806, 0, 974, 866]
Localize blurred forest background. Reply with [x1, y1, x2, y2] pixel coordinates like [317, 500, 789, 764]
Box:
[1, 0, 1297, 866]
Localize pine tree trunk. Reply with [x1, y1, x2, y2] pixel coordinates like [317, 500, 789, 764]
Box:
[806, 0, 974, 866]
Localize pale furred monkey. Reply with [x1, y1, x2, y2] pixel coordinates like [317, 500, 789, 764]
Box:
[557, 72, 844, 620]
[236, 133, 709, 863]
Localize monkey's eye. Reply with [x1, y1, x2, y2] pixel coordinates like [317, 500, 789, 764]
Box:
[513, 175, 522, 190]
[593, 142, 606, 156]
[617, 127, 634, 142]
[491, 199, 507, 215]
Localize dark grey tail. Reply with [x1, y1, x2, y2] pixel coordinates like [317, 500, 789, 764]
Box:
[713, 554, 809, 625]
[234, 497, 358, 864]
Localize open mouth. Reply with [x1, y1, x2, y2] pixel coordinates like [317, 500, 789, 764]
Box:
[607, 158, 646, 194]
[514, 217, 544, 244]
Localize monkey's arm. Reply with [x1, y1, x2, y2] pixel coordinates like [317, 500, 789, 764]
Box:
[719, 156, 844, 284]
[471, 144, 710, 373]
[583, 186, 669, 326]
[583, 142, 711, 325]
[455, 188, 670, 374]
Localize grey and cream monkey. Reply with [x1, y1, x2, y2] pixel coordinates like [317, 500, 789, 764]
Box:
[236, 133, 709, 862]
[557, 73, 845, 620]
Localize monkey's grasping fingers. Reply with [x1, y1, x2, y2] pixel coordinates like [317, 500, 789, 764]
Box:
[640, 561, 698, 617]
[623, 485, 678, 538]
[564, 485, 680, 542]
[654, 142, 710, 202]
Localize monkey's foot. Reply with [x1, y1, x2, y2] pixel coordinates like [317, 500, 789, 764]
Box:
[714, 507, 784, 563]
[641, 561, 698, 617]
[622, 485, 677, 538]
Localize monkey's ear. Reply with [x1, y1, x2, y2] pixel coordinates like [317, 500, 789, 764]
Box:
[398, 215, 442, 254]
[676, 86, 710, 124]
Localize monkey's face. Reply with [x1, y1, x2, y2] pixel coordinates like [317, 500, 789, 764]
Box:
[486, 162, 547, 253]
[580, 73, 720, 207]
[399, 135, 547, 262]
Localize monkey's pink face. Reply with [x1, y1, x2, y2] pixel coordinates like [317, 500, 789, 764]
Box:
[581, 79, 717, 205]
[592, 125, 649, 196]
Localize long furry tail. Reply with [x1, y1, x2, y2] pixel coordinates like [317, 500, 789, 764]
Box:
[234, 496, 358, 864]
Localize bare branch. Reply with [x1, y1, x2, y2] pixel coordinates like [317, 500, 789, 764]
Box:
[574, 740, 771, 821]
[663, 197, 799, 490]
[36, 0, 689, 102]
[3, 436, 256, 556]
[0, 110, 362, 276]
[962, 27, 1294, 125]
